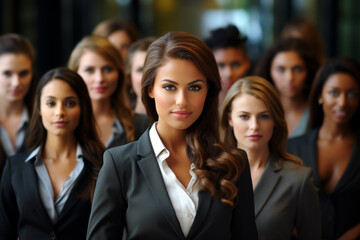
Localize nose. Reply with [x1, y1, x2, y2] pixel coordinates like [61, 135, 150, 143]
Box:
[55, 103, 65, 118]
[338, 93, 348, 107]
[176, 90, 188, 107]
[249, 117, 259, 130]
[285, 70, 294, 83]
[94, 69, 104, 83]
[11, 75, 20, 87]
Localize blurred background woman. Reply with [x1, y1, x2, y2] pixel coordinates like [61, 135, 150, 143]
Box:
[0, 33, 36, 175]
[0, 67, 104, 239]
[255, 38, 320, 138]
[287, 58, 360, 239]
[68, 36, 150, 148]
[221, 76, 321, 240]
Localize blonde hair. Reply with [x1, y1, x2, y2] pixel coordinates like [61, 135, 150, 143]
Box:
[68, 36, 136, 142]
[220, 76, 302, 165]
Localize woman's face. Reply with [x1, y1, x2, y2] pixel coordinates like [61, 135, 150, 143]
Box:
[77, 50, 119, 102]
[320, 73, 360, 125]
[228, 94, 274, 152]
[40, 79, 81, 138]
[148, 58, 208, 133]
[108, 30, 132, 61]
[0, 53, 33, 103]
[131, 50, 146, 98]
[270, 51, 307, 99]
[213, 47, 249, 92]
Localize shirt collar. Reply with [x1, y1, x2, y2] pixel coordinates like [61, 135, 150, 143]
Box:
[113, 117, 124, 135]
[25, 144, 84, 163]
[18, 107, 30, 131]
[149, 122, 169, 160]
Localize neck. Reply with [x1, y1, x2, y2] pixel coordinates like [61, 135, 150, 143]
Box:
[156, 123, 187, 153]
[43, 134, 77, 160]
[0, 100, 24, 117]
[92, 99, 114, 117]
[244, 146, 270, 169]
[319, 119, 354, 140]
[280, 95, 307, 112]
[135, 98, 146, 114]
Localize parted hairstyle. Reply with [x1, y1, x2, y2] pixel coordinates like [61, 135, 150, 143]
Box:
[68, 35, 136, 142]
[27, 67, 105, 200]
[204, 24, 247, 52]
[141, 32, 245, 206]
[0, 33, 36, 116]
[220, 76, 302, 165]
[255, 37, 320, 98]
[309, 57, 360, 134]
[92, 18, 139, 43]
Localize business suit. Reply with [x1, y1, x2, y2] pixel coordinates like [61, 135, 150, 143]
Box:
[107, 113, 151, 149]
[287, 129, 360, 239]
[254, 154, 321, 240]
[0, 151, 93, 240]
[87, 129, 258, 239]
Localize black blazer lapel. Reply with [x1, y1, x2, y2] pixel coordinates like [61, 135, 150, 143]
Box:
[136, 130, 185, 240]
[253, 155, 281, 217]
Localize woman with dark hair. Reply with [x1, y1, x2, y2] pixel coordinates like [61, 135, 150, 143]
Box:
[255, 38, 320, 138]
[87, 32, 258, 239]
[92, 18, 140, 61]
[204, 24, 250, 107]
[0, 67, 105, 239]
[221, 76, 320, 239]
[0, 33, 36, 175]
[68, 36, 150, 148]
[287, 58, 360, 239]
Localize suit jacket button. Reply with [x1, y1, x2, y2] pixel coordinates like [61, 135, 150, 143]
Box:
[50, 232, 56, 239]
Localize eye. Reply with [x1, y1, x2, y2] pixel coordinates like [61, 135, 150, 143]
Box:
[348, 91, 358, 99]
[136, 67, 143, 74]
[329, 90, 339, 97]
[84, 67, 94, 74]
[65, 100, 77, 107]
[163, 84, 176, 91]
[2, 70, 12, 77]
[276, 67, 285, 73]
[189, 85, 202, 91]
[239, 114, 249, 120]
[293, 66, 304, 73]
[103, 66, 114, 73]
[19, 70, 30, 78]
[46, 101, 55, 107]
[259, 114, 270, 120]
[230, 61, 241, 69]
[217, 63, 225, 69]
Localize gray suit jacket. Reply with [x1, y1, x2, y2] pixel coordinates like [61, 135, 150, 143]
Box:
[87, 128, 258, 240]
[254, 154, 321, 240]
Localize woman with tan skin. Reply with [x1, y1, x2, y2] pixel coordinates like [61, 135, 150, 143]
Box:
[0, 33, 36, 175]
[0, 67, 104, 239]
[87, 32, 258, 239]
[125, 37, 155, 113]
[256, 38, 320, 138]
[68, 36, 150, 148]
[92, 18, 139, 62]
[287, 58, 360, 239]
[221, 76, 320, 240]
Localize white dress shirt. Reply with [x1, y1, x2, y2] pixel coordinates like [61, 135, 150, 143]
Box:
[149, 123, 199, 237]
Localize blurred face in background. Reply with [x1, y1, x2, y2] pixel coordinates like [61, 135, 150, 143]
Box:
[0, 53, 32, 103]
[270, 51, 307, 99]
[108, 30, 132, 61]
[130, 50, 147, 98]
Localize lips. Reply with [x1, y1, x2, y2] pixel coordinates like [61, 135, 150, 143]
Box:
[334, 110, 347, 119]
[53, 121, 68, 127]
[247, 134, 262, 141]
[172, 110, 191, 119]
[93, 87, 106, 93]
[10, 89, 21, 95]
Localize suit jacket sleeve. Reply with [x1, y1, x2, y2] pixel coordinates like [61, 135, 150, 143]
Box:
[87, 150, 126, 240]
[0, 159, 19, 240]
[231, 152, 258, 239]
[296, 168, 321, 240]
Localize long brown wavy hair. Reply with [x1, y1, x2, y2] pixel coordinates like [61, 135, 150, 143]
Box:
[141, 32, 245, 206]
[27, 67, 105, 201]
[220, 76, 302, 165]
[68, 36, 136, 142]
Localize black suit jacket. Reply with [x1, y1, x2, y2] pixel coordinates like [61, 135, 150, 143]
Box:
[0, 151, 93, 240]
[287, 129, 360, 239]
[87, 129, 258, 239]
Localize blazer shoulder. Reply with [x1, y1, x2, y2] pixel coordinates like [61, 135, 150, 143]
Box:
[280, 160, 312, 185]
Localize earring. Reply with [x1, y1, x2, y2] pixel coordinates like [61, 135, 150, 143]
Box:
[318, 98, 323, 105]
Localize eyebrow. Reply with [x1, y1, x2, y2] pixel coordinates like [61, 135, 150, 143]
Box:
[160, 79, 206, 85]
[44, 96, 78, 100]
[236, 110, 270, 114]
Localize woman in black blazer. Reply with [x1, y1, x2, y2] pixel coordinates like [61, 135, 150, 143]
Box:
[287, 58, 360, 239]
[220, 77, 321, 239]
[0, 67, 105, 240]
[87, 32, 258, 239]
